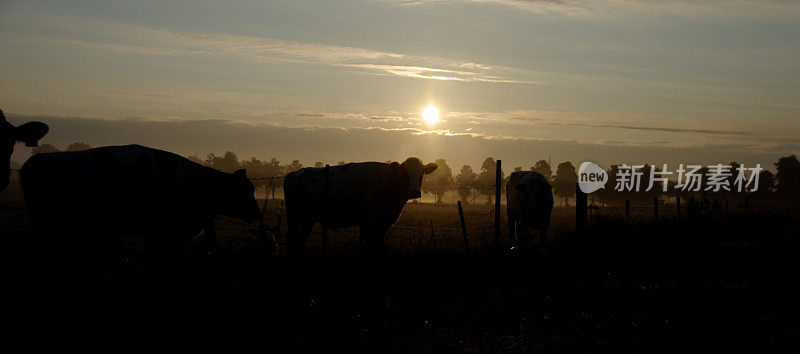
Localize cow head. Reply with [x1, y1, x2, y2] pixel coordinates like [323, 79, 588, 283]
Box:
[220, 169, 262, 223]
[1, 109, 49, 191]
[399, 157, 437, 199]
[514, 175, 554, 229]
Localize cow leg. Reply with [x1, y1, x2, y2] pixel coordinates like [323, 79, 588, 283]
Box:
[285, 209, 302, 255]
[287, 219, 314, 256]
[539, 219, 550, 245]
[508, 214, 517, 246]
[360, 224, 388, 255]
[145, 230, 181, 275]
[518, 219, 531, 249]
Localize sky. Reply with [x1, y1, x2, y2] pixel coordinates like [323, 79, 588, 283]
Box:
[1, 0, 799, 171]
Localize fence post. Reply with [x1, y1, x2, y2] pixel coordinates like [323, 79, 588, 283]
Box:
[322, 164, 330, 252]
[625, 200, 630, 221]
[494, 159, 502, 246]
[576, 183, 587, 232]
[676, 196, 682, 216]
[458, 201, 470, 253]
[428, 220, 437, 249]
[653, 197, 659, 219]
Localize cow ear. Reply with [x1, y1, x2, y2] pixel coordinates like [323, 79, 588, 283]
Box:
[423, 163, 438, 174]
[515, 183, 526, 193]
[234, 168, 247, 177]
[15, 122, 49, 147]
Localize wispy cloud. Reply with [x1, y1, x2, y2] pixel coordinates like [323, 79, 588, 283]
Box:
[510, 117, 754, 137]
[398, 0, 800, 17]
[7, 19, 534, 85]
[342, 64, 538, 83]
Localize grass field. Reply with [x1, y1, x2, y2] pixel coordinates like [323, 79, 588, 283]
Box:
[2, 185, 800, 351]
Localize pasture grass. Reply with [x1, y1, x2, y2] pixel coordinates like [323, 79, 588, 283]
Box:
[2, 193, 799, 351]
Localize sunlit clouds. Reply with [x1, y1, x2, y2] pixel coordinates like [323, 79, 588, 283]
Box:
[1, 0, 799, 166]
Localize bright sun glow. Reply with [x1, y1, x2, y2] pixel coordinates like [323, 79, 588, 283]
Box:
[423, 105, 440, 124]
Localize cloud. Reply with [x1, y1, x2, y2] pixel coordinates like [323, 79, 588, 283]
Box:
[342, 64, 538, 83]
[399, 0, 800, 17]
[8, 19, 534, 85]
[509, 117, 753, 137]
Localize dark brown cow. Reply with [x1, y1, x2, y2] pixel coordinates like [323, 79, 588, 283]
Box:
[506, 171, 554, 247]
[20, 144, 269, 267]
[283, 158, 437, 254]
[0, 108, 48, 190]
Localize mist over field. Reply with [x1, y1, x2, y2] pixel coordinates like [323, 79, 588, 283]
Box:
[6, 113, 789, 172]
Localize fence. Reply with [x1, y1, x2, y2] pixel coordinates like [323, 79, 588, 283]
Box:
[5, 164, 798, 255]
[252, 162, 503, 254]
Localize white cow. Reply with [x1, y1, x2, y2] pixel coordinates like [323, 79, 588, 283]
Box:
[506, 171, 554, 247]
[283, 158, 437, 254]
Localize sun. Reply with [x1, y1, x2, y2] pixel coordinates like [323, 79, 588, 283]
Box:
[423, 105, 440, 124]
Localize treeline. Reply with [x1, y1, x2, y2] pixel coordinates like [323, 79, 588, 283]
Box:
[29, 143, 800, 205]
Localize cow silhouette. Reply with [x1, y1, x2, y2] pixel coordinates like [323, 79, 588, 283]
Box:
[506, 171, 554, 247]
[21, 144, 263, 270]
[0, 108, 48, 190]
[283, 158, 437, 254]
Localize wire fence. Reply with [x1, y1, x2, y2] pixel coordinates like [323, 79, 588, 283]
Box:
[5, 165, 800, 255]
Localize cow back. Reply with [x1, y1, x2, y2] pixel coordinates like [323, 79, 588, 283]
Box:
[284, 162, 410, 229]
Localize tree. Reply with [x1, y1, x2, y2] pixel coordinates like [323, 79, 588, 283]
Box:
[284, 160, 304, 176]
[264, 158, 282, 198]
[775, 155, 800, 196]
[757, 170, 775, 194]
[66, 142, 92, 151]
[531, 160, 552, 180]
[455, 165, 477, 205]
[187, 154, 204, 165]
[314, 161, 325, 168]
[205, 151, 241, 173]
[552, 161, 577, 206]
[31, 143, 59, 154]
[241, 157, 267, 188]
[423, 158, 454, 204]
[477, 157, 502, 205]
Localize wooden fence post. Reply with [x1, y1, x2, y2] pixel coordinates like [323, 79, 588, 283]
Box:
[576, 183, 587, 232]
[653, 197, 659, 219]
[428, 220, 436, 249]
[494, 159, 502, 246]
[458, 201, 470, 253]
[625, 200, 631, 221]
[322, 164, 330, 251]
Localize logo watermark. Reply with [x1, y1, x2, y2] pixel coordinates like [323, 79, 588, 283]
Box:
[579, 163, 763, 194]
[578, 162, 608, 194]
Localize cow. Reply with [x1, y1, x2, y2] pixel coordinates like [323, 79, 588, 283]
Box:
[20, 144, 271, 270]
[283, 158, 437, 254]
[1, 108, 49, 191]
[506, 171, 554, 248]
